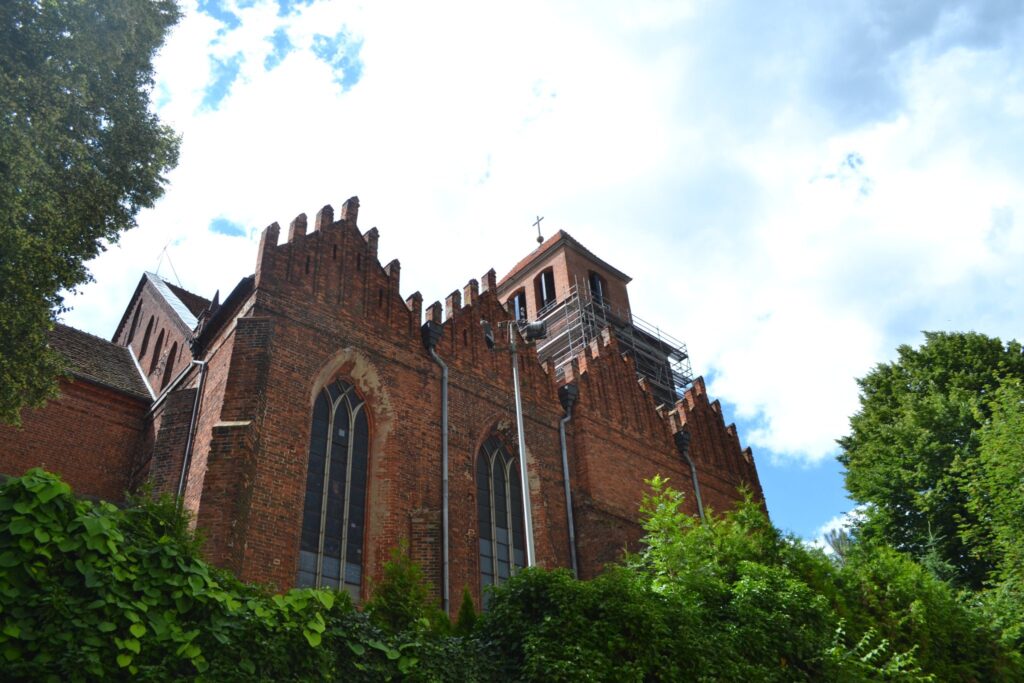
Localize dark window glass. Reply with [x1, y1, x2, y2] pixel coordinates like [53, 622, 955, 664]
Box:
[589, 271, 606, 306]
[535, 268, 556, 310]
[297, 379, 369, 600]
[477, 436, 527, 606]
[508, 289, 527, 321]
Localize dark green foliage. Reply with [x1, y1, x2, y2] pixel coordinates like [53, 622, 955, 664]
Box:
[838, 332, 1024, 589]
[966, 380, 1024, 649]
[454, 586, 477, 636]
[478, 477, 1020, 681]
[365, 542, 445, 635]
[836, 545, 1019, 680]
[0, 0, 181, 424]
[3, 469, 1018, 680]
[0, 470, 488, 681]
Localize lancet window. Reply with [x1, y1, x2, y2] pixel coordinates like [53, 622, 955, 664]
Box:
[297, 379, 369, 600]
[477, 436, 526, 603]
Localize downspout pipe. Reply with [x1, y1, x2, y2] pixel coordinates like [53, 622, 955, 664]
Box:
[509, 329, 537, 567]
[177, 360, 208, 503]
[558, 384, 579, 577]
[421, 321, 450, 613]
[674, 430, 705, 523]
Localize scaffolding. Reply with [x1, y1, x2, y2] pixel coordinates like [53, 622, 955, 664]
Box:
[529, 280, 694, 407]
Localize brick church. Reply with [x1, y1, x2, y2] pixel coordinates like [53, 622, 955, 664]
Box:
[2, 196, 763, 612]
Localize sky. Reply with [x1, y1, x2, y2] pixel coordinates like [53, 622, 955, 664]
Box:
[64, 0, 1024, 544]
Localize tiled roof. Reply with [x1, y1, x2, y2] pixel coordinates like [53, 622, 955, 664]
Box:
[164, 281, 211, 319]
[50, 324, 151, 401]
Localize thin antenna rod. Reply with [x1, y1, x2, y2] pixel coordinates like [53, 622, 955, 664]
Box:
[155, 242, 184, 287]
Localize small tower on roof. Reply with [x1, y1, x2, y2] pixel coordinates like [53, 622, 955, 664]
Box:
[495, 230, 692, 407]
[496, 230, 632, 323]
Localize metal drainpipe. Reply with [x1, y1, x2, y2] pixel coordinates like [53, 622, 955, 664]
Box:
[558, 384, 579, 577]
[421, 321, 450, 613]
[675, 430, 705, 523]
[177, 360, 208, 503]
[510, 330, 537, 567]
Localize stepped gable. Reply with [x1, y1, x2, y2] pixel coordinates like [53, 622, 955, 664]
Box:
[253, 196, 418, 338]
[50, 324, 151, 401]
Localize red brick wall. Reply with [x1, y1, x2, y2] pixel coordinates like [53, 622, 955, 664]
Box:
[498, 241, 633, 319]
[114, 279, 194, 394]
[672, 377, 765, 513]
[0, 379, 147, 502]
[176, 201, 762, 615]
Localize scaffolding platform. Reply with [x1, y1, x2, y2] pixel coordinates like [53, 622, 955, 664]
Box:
[528, 282, 693, 407]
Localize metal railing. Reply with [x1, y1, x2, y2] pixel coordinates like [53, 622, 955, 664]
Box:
[529, 281, 693, 407]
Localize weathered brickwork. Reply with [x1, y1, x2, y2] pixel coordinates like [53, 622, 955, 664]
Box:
[0, 379, 147, 502]
[4, 195, 764, 615]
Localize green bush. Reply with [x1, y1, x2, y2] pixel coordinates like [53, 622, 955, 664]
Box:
[0, 470, 485, 681]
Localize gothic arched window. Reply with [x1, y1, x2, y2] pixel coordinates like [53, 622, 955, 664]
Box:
[477, 436, 526, 602]
[297, 379, 369, 599]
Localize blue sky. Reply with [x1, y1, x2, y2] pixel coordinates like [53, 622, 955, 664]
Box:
[65, 0, 1024, 544]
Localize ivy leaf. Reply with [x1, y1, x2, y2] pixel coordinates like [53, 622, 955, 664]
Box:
[8, 517, 33, 535]
[314, 590, 334, 610]
[38, 482, 68, 503]
[129, 623, 146, 638]
[116, 653, 132, 668]
[303, 630, 322, 647]
[33, 527, 50, 543]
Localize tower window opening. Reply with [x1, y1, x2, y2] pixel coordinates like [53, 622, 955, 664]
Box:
[534, 268, 556, 310]
[508, 288, 527, 321]
[589, 271, 607, 307]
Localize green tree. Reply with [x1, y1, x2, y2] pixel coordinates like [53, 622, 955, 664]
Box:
[0, 0, 180, 425]
[364, 542, 448, 635]
[965, 380, 1024, 649]
[838, 332, 1024, 589]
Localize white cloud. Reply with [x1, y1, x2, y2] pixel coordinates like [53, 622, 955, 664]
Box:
[806, 506, 867, 553]
[64, 0, 1024, 475]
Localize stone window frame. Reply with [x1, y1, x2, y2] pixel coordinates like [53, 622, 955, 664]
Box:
[297, 378, 369, 600]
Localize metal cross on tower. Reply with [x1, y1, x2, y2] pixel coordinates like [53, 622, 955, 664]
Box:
[533, 215, 545, 244]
